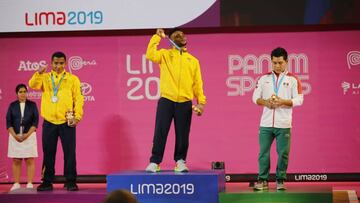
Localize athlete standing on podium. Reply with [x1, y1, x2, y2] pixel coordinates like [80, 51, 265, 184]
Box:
[252, 47, 304, 190]
[29, 51, 84, 191]
[145, 28, 206, 173]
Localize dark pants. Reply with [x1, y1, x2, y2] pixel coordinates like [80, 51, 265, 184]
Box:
[42, 120, 77, 183]
[150, 97, 192, 164]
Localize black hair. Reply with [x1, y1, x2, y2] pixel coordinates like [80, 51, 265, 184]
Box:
[271, 47, 288, 61]
[52, 51, 66, 61]
[15, 84, 27, 93]
[167, 28, 182, 38]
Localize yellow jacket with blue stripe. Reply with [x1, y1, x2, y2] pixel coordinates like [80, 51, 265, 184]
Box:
[146, 34, 206, 105]
[29, 70, 84, 124]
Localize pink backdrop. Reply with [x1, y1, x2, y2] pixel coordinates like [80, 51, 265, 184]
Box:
[0, 30, 360, 182]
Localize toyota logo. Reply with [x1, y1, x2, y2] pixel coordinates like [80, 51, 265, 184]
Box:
[81, 82, 92, 95]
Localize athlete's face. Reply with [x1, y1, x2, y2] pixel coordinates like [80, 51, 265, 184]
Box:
[52, 57, 66, 74]
[170, 31, 187, 47]
[271, 56, 287, 74]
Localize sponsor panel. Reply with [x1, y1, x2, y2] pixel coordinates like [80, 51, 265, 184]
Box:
[226, 53, 311, 96]
[342, 50, 360, 96]
[0, 31, 359, 183]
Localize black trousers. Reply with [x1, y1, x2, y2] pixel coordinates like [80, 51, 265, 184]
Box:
[150, 97, 192, 164]
[42, 120, 77, 183]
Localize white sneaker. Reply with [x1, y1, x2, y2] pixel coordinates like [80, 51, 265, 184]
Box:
[26, 183, 34, 189]
[10, 183, 21, 191]
[254, 180, 269, 190]
[145, 163, 160, 173]
[174, 159, 189, 172]
[276, 180, 286, 190]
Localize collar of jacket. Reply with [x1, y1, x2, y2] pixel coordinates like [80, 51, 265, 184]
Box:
[172, 46, 187, 53]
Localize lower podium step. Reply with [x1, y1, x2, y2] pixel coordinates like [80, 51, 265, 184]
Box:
[107, 170, 225, 203]
[220, 184, 333, 203]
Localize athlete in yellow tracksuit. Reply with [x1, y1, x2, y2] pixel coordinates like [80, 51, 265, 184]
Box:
[145, 28, 206, 173]
[29, 51, 84, 191]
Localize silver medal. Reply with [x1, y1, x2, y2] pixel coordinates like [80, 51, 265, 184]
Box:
[51, 96, 58, 103]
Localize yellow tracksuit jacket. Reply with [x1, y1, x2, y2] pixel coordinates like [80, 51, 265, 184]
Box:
[29, 70, 84, 124]
[146, 34, 206, 105]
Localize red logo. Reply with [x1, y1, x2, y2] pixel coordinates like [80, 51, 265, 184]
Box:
[25, 12, 66, 26]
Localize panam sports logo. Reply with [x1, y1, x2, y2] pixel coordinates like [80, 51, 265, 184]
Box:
[226, 53, 311, 96]
[25, 10, 103, 27]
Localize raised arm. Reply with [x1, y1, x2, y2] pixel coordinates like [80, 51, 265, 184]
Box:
[29, 65, 48, 91]
[145, 29, 165, 64]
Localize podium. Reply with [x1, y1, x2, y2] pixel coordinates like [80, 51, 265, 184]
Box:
[220, 184, 333, 203]
[107, 170, 225, 203]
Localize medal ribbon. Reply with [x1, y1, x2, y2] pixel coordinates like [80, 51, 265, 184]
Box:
[51, 73, 65, 97]
[272, 72, 285, 96]
[168, 38, 182, 52]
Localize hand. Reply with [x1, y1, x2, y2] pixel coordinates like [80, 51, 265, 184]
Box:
[264, 99, 274, 109]
[270, 94, 278, 103]
[268, 95, 283, 109]
[38, 64, 48, 74]
[266, 94, 277, 108]
[192, 104, 204, 116]
[271, 99, 282, 108]
[14, 134, 23, 142]
[22, 133, 30, 141]
[156, 28, 166, 38]
[68, 119, 80, 127]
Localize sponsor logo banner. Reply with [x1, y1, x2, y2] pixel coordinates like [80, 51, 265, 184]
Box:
[0, 31, 359, 182]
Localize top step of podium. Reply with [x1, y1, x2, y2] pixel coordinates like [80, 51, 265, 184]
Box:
[107, 170, 225, 203]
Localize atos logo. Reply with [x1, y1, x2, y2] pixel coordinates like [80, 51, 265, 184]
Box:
[25, 10, 104, 26]
[18, 60, 47, 71]
[81, 82, 95, 102]
[68, 56, 97, 73]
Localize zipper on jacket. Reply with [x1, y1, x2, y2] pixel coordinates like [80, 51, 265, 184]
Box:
[176, 50, 183, 102]
[272, 74, 279, 127]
